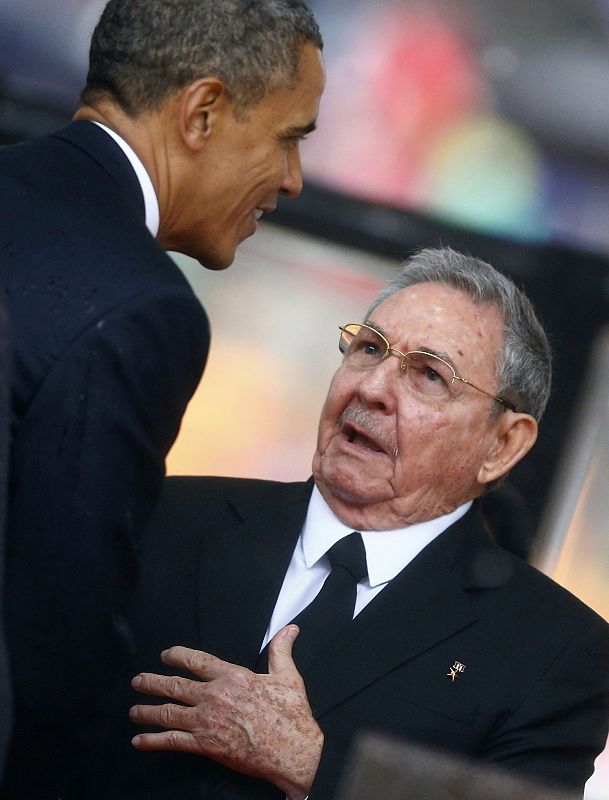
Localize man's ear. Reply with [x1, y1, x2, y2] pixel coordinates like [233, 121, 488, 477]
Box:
[178, 77, 228, 151]
[477, 412, 538, 486]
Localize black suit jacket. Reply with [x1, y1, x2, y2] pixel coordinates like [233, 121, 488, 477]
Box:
[0, 122, 209, 795]
[83, 476, 609, 799]
[0, 291, 11, 781]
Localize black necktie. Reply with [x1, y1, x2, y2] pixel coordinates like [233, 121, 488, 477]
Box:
[257, 531, 368, 673]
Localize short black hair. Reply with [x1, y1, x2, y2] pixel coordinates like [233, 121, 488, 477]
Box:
[82, 0, 323, 116]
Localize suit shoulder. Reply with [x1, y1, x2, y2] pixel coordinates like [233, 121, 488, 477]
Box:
[160, 475, 308, 505]
[156, 475, 309, 519]
[142, 475, 309, 560]
[499, 550, 609, 638]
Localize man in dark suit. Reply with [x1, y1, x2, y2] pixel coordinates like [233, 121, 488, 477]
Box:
[82, 248, 609, 799]
[0, 293, 11, 782]
[0, 1, 324, 795]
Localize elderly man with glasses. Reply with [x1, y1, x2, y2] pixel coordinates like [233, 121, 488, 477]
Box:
[81, 247, 609, 800]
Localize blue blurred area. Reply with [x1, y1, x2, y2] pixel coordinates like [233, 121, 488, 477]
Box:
[0, 0, 104, 136]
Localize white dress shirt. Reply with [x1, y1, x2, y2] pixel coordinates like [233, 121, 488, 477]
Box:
[91, 121, 160, 237]
[261, 486, 472, 649]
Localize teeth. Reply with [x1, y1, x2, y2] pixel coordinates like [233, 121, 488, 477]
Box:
[254, 209, 264, 220]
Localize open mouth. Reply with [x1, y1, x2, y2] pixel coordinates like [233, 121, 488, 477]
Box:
[343, 423, 385, 454]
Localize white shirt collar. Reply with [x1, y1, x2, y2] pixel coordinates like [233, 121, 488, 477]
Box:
[302, 485, 472, 588]
[91, 121, 160, 237]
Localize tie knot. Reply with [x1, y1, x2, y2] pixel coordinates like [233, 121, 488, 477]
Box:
[327, 531, 367, 583]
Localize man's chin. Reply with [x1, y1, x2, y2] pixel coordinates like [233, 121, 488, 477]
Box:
[163, 242, 234, 270]
[318, 472, 392, 510]
[197, 245, 235, 271]
[199, 257, 232, 271]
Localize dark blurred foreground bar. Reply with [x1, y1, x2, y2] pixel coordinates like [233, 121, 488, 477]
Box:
[339, 733, 578, 800]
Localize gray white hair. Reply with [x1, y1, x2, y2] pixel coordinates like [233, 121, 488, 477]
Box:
[367, 247, 552, 422]
[82, 0, 323, 117]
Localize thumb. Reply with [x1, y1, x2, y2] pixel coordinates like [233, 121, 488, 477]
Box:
[267, 624, 300, 675]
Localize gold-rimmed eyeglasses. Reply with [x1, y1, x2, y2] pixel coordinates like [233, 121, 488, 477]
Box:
[338, 323, 516, 412]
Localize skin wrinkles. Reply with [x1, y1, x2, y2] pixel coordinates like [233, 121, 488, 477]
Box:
[130, 629, 323, 800]
[157, 41, 325, 268]
[364, 318, 460, 371]
[312, 282, 536, 531]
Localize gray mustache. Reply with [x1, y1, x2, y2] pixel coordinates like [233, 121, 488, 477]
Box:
[339, 406, 398, 459]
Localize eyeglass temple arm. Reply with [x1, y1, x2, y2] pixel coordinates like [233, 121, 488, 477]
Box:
[457, 377, 515, 412]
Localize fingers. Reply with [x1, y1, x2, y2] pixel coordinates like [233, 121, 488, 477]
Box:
[160, 645, 231, 680]
[131, 672, 201, 704]
[129, 701, 193, 731]
[267, 624, 300, 676]
[131, 729, 200, 754]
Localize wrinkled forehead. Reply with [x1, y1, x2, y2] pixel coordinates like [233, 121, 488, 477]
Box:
[368, 283, 505, 367]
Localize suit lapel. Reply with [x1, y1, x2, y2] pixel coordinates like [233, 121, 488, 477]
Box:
[304, 505, 506, 718]
[196, 479, 314, 669]
[194, 486, 511, 721]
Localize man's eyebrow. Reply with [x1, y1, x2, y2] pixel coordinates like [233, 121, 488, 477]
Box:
[364, 319, 459, 370]
[363, 319, 387, 337]
[416, 345, 458, 371]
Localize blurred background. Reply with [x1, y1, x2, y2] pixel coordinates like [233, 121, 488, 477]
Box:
[1, 0, 609, 796]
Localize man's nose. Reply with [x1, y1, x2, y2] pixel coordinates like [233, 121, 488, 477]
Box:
[279, 146, 303, 198]
[356, 356, 401, 413]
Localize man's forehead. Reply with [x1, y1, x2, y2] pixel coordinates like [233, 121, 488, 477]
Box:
[372, 282, 492, 320]
[368, 283, 504, 356]
[252, 44, 324, 128]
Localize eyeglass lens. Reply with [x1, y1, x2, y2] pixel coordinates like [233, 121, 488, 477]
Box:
[339, 324, 456, 398]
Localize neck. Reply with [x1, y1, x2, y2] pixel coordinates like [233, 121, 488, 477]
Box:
[75, 100, 152, 168]
[74, 100, 176, 246]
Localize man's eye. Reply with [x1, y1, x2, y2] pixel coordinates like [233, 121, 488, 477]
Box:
[353, 338, 379, 355]
[406, 354, 453, 396]
[284, 136, 307, 149]
[423, 366, 446, 385]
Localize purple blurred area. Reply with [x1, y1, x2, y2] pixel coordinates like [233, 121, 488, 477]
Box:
[304, 0, 609, 252]
[2, 0, 609, 252]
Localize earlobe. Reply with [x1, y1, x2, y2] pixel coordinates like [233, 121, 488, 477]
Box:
[477, 412, 538, 486]
[179, 77, 227, 151]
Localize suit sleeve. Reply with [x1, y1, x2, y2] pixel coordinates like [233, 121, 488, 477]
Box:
[6, 283, 209, 729]
[308, 733, 351, 800]
[481, 619, 609, 794]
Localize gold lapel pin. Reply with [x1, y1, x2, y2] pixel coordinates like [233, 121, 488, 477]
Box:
[447, 661, 466, 682]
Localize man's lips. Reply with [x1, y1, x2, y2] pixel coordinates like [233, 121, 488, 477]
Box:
[336, 406, 398, 459]
[341, 423, 388, 456]
[254, 205, 276, 221]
